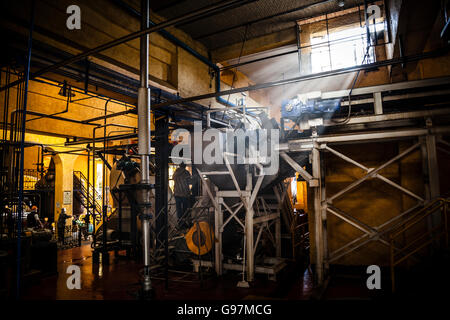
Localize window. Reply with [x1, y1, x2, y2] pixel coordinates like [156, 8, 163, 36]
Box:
[310, 22, 384, 73]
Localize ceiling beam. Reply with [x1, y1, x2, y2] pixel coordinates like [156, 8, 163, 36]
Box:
[194, 0, 336, 41]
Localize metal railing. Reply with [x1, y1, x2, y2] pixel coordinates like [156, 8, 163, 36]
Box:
[73, 171, 102, 223]
[389, 198, 450, 292]
[23, 169, 40, 190]
[57, 223, 83, 249]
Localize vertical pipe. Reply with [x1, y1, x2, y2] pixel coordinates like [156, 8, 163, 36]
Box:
[363, 0, 371, 48]
[87, 148, 90, 235]
[92, 130, 97, 250]
[16, 0, 35, 299]
[139, 0, 152, 296]
[102, 101, 109, 261]
[326, 14, 332, 70]
[296, 24, 302, 75]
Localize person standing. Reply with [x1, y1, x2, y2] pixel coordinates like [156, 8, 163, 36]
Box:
[57, 208, 69, 244]
[82, 213, 90, 240]
[27, 205, 43, 229]
[172, 162, 192, 230]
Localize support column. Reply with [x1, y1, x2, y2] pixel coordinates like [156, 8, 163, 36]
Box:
[155, 116, 169, 287]
[425, 134, 441, 229]
[373, 92, 383, 115]
[214, 186, 223, 276]
[312, 144, 324, 285]
[138, 0, 152, 297]
[320, 152, 329, 276]
[245, 167, 254, 282]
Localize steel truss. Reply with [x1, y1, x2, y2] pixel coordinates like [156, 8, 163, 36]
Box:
[196, 153, 283, 284]
[282, 125, 450, 286]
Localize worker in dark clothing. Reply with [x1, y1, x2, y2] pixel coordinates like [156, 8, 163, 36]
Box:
[27, 205, 43, 229]
[57, 208, 69, 244]
[82, 213, 90, 240]
[172, 162, 192, 230]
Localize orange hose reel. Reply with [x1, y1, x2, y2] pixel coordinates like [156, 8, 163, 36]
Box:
[185, 221, 214, 255]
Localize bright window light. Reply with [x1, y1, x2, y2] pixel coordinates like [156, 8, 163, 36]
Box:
[310, 22, 384, 73]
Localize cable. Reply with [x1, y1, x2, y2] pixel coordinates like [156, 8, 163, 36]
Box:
[331, 45, 371, 124]
[222, 24, 250, 121]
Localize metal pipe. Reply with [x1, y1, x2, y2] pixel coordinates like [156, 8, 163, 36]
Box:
[102, 100, 109, 260]
[16, 0, 35, 299]
[139, 0, 152, 297]
[151, 48, 450, 110]
[296, 24, 301, 75]
[11, 110, 98, 126]
[0, 0, 255, 93]
[91, 122, 135, 248]
[27, 81, 72, 122]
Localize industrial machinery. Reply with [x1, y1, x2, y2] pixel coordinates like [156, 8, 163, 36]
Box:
[281, 92, 341, 130]
[189, 110, 309, 283]
[93, 155, 178, 264]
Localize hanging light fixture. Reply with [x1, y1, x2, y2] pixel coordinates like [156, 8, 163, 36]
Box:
[58, 80, 75, 98]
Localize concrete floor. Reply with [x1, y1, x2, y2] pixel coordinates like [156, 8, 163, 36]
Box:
[21, 244, 316, 300]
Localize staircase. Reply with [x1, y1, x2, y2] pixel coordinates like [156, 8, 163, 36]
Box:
[73, 171, 104, 232]
[389, 197, 450, 293]
[273, 181, 310, 259]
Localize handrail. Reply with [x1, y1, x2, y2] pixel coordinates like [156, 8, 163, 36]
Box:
[73, 171, 102, 222]
[389, 197, 449, 292]
[390, 198, 449, 238]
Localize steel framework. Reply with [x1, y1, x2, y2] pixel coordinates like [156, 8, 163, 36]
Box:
[281, 124, 450, 286]
[196, 153, 283, 284]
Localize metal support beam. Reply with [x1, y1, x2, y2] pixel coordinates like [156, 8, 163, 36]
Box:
[280, 152, 318, 186]
[155, 116, 169, 288]
[312, 144, 324, 285]
[423, 133, 442, 232]
[327, 142, 421, 203]
[319, 139, 428, 265]
[151, 49, 450, 110]
[320, 154, 329, 274]
[0, 0, 256, 92]
[373, 92, 383, 115]
[245, 168, 255, 282]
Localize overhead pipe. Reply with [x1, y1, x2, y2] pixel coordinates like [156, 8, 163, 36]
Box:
[11, 109, 98, 127]
[0, 0, 256, 93]
[111, 0, 237, 108]
[26, 80, 72, 123]
[150, 47, 450, 110]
